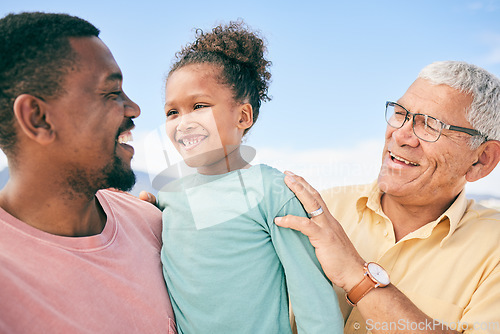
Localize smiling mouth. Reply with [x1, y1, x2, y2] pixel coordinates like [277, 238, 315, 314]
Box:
[390, 152, 419, 166]
[178, 135, 207, 149]
[117, 130, 133, 144]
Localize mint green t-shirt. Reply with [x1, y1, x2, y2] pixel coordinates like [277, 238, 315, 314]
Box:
[159, 164, 342, 334]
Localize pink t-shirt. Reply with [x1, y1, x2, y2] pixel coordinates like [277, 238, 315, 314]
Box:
[0, 189, 176, 334]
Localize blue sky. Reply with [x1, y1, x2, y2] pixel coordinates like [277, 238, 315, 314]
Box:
[1, 0, 500, 196]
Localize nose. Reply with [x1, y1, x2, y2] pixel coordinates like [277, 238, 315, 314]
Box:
[390, 116, 420, 147]
[176, 112, 198, 132]
[123, 93, 141, 119]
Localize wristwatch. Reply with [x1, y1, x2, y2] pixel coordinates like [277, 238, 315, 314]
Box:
[346, 262, 390, 306]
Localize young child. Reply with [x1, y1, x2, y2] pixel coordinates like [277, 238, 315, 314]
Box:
[158, 21, 343, 334]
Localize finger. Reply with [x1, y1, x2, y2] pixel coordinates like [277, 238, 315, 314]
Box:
[274, 215, 322, 238]
[284, 171, 327, 209]
[283, 173, 327, 217]
[139, 191, 157, 205]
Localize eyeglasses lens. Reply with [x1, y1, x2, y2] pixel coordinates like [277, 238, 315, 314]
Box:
[385, 103, 442, 142]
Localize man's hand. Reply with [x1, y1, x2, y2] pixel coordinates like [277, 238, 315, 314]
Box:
[275, 172, 463, 333]
[139, 191, 157, 206]
[274, 171, 365, 292]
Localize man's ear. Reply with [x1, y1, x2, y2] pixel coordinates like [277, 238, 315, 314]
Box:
[466, 140, 500, 182]
[13, 94, 55, 145]
[237, 103, 253, 130]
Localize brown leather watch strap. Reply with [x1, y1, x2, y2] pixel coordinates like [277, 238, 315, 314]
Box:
[345, 272, 377, 306]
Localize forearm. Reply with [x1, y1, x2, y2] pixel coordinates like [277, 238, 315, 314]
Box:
[353, 285, 460, 334]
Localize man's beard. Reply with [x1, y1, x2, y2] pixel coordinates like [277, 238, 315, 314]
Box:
[102, 155, 136, 192]
[66, 155, 136, 200]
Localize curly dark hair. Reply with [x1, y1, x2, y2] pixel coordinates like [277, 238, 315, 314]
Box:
[0, 12, 100, 155]
[170, 20, 272, 134]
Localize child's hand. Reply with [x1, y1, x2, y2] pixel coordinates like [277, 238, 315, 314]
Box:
[139, 191, 158, 207]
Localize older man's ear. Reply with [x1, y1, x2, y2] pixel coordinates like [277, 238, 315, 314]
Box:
[466, 140, 500, 182]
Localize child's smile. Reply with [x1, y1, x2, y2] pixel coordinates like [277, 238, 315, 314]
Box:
[164, 63, 253, 175]
[177, 133, 208, 151]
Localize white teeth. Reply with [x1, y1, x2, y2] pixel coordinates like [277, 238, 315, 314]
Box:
[390, 152, 418, 166]
[117, 132, 133, 144]
[182, 137, 203, 147]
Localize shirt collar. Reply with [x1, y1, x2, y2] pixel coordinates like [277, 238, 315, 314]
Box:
[354, 181, 468, 246]
[355, 181, 383, 222]
[437, 190, 468, 246]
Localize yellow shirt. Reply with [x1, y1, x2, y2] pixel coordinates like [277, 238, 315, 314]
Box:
[322, 182, 500, 334]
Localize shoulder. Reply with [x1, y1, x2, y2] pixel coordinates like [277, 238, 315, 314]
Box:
[249, 165, 308, 218]
[321, 183, 372, 199]
[459, 200, 500, 243]
[253, 164, 285, 181]
[252, 164, 291, 194]
[97, 189, 162, 220]
[466, 199, 500, 220]
[321, 183, 373, 207]
[98, 189, 163, 245]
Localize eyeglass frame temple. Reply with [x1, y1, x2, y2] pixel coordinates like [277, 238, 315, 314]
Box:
[445, 124, 486, 139]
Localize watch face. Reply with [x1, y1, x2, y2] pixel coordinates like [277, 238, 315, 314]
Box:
[367, 262, 390, 285]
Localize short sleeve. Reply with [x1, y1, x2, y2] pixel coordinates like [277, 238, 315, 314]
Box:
[461, 263, 500, 334]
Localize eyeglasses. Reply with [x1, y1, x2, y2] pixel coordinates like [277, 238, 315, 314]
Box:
[385, 101, 487, 143]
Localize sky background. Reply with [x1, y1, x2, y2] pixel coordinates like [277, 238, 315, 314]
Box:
[1, 0, 500, 196]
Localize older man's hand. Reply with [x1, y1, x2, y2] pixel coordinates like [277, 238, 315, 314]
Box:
[274, 171, 365, 292]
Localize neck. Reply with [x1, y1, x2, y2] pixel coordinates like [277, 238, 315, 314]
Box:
[197, 145, 250, 175]
[0, 172, 106, 237]
[381, 193, 457, 242]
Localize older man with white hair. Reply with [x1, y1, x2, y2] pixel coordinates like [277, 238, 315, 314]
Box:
[278, 61, 500, 333]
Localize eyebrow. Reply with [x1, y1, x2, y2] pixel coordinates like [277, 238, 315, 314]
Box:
[104, 72, 123, 83]
[165, 93, 212, 105]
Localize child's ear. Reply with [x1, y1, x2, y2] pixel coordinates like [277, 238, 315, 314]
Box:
[13, 94, 55, 145]
[465, 140, 500, 182]
[237, 103, 253, 130]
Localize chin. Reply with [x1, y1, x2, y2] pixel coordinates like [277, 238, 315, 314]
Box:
[182, 149, 226, 168]
[377, 180, 395, 195]
[102, 156, 136, 192]
[183, 157, 213, 171]
[377, 172, 399, 195]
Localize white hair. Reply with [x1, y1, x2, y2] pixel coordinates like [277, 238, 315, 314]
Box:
[418, 61, 500, 149]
